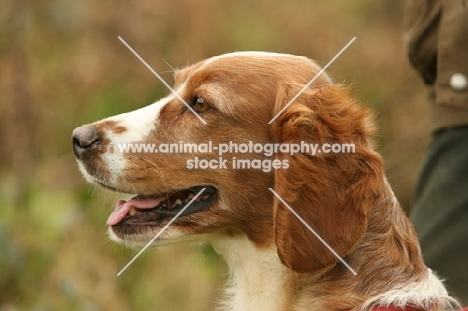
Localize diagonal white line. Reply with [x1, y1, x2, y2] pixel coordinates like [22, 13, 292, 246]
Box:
[268, 37, 356, 124]
[117, 188, 206, 276]
[118, 36, 207, 125]
[268, 188, 357, 275]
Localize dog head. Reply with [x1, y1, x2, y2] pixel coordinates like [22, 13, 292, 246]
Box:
[72, 52, 383, 273]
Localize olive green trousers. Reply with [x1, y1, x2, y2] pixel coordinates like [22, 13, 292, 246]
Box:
[411, 126, 468, 305]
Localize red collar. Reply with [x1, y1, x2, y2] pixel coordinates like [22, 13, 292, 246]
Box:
[371, 307, 423, 311]
[346, 305, 468, 311]
[346, 306, 425, 311]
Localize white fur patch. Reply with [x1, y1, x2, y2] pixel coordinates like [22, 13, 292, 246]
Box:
[104, 96, 170, 144]
[77, 161, 95, 183]
[210, 235, 292, 311]
[100, 96, 171, 184]
[358, 269, 460, 311]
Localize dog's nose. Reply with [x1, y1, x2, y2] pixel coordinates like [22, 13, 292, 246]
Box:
[72, 125, 99, 159]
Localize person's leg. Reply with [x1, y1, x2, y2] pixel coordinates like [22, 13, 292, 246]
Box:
[411, 126, 468, 305]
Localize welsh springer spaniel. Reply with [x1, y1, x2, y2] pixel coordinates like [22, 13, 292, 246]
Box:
[72, 52, 458, 311]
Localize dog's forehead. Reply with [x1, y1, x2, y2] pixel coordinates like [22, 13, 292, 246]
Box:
[175, 51, 322, 83]
[201, 51, 302, 65]
[200, 51, 316, 72]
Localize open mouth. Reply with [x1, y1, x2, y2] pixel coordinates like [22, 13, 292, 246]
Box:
[107, 186, 218, 227]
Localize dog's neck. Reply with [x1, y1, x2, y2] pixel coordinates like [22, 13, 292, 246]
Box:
[210, 234, 295, 311]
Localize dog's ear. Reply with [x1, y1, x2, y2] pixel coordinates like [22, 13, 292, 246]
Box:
[271, 84, 384, 273]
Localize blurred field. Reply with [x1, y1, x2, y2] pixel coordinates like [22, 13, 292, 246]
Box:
[0, 1, 431, 310]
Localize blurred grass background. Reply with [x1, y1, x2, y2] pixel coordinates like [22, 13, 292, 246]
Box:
[0, 1, 431, 310]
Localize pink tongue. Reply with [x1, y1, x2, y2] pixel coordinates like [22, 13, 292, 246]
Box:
[107, 196, 164, 226]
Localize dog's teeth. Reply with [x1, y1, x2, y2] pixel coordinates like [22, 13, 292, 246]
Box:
[188, 193, 195, 200]
[129, 207, 137, 216]
[175, 199, 182, 206]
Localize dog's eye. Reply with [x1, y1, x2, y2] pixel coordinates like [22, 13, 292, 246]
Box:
[192, 97, 210, 113]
